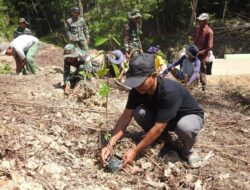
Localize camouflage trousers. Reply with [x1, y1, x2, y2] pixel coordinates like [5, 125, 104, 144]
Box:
[15, 42, 39, 75]
[71, 40, 89, 51]
[128, 40, 142, 58]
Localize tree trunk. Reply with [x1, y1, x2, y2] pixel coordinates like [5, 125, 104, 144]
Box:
[188, 0, 199, 31]
[59, 0, 68, 43]
[77, 0, 84, 17]
[222, 0, 229, 22]
[156, 14, 161, 36]
[24, 0, 31, 25]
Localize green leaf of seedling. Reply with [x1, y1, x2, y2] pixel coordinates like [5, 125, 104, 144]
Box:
[99, 83, 110, 97]
[111, 64, 120, 78]
[94, 37, 109, 47]
[97, 68, 109, 78]
[112, 36, 121, 46]
[0, 64, 12, 74]
[104, 131, 111, 141]
[78, 70, 86, 76]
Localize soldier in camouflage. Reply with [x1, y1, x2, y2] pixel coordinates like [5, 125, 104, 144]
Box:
[66, 7, 90, 51]
[123, 9, 143, 59]
[63, 44, 92, 95]
[13, 18, 32, 39]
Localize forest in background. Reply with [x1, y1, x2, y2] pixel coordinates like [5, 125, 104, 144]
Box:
[0, 0, 249, 55]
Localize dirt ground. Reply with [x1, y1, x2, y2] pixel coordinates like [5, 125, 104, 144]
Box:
[0, 43, 249, 190]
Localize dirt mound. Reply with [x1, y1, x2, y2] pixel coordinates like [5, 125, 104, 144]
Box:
[36, 43, 64, 67]
[0, 43, 249, 189]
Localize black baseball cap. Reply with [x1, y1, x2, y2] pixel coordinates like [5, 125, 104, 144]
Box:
[123, 53, 156, 88]
[185, 44, 199, 58]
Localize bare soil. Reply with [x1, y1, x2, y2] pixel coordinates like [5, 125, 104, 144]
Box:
[0, 43, 249, 190]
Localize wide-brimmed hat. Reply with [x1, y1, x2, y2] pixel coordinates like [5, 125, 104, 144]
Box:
[128, 9, 142, 19]
[19, 18, 29, 25]
[107, 50, 125, 65]
[63, 44, 81, 58]
[197, 13, 209, 21]
[123, 53, 155, 88]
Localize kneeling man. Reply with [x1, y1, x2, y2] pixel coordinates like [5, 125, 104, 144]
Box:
[100, 53, 204, 168]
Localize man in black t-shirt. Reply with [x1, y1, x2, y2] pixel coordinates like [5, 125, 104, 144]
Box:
[100, 53, 204, 168]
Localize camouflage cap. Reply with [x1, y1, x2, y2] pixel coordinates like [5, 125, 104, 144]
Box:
[63, 44, 81, 58]
[128, 9, 142, 19]
[71, 6, 80, 13]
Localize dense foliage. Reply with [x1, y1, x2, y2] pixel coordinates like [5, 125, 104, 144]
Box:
[1, 0, 249, 49]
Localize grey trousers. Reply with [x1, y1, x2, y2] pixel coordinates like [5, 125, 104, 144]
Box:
[134, 106, 203, 158]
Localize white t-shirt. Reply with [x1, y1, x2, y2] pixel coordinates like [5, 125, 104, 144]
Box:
[207, 51, 215, 63]
[10, 35, 39, 60]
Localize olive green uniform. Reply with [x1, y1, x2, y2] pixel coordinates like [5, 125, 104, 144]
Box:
[66, 17, 90, 50]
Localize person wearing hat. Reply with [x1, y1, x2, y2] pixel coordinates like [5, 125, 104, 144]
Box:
[3, 34, 39, 74]
[63, 43, 92, 95]
[100, 53, 204, 168]
[66, 6, 90, 51]
[106, 50, 126, 77]
[193, 13, 213, 91]
[147, 46, 167, 74]
[13, 18, 32, 39]
[162, 44, 201, 87]
[123, 8, 143, 59]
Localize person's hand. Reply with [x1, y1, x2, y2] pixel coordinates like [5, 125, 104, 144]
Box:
[100, 143, 113, 166]
[122, 149, 137, 168]
[64, 84, 71, 95]
[72, 84, 79, 95]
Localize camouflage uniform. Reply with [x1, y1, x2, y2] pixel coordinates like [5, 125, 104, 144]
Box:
[66, 15, 90, 51]
[13, 18, 32, 39]
[123, 9, 143, 58]
[63, 44, 92, 87]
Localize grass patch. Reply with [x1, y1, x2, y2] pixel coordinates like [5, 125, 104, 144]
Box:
[0, 64, 12, 74]
[40, 32, 67, 47]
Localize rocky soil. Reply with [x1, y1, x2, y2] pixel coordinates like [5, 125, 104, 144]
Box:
[0, 43, 249, 190]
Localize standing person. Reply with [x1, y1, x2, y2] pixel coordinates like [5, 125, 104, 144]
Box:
[123, 9, 143, 59]
[206, 51, 215, 75]
[193, 13, 213, 91]
[2, 35, 39, 75]
[13, 18, 32, 39]
[100, 53, 204, 168]
[66, 7, 90, 50]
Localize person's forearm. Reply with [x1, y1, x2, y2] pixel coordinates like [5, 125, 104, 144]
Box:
[109, 113, 132, 145]
[188, 59, 200, 85]
[134, 124, 166, 153]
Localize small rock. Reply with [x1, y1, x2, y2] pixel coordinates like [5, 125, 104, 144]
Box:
[219, 173, 230, 180]
[194, 179, 202, 190]
[56, 112, 63, 118]
[141, 162, 153, 170]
